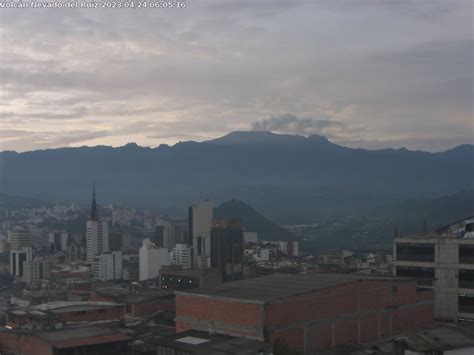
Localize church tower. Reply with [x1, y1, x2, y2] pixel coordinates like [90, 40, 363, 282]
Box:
[86, 182, 109, 263]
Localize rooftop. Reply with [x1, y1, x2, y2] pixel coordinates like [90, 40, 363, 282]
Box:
[95, 287, 174, 304]
[37, 326, 129, 349]
[8, 301, 121, 316]
[176, 273, 412, 303]
[319, 323, 474, 354]
[154, 329, 271, 354]
[160, 267, 220, 278]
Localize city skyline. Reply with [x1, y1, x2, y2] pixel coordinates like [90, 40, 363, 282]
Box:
[0, 0, 472, 153]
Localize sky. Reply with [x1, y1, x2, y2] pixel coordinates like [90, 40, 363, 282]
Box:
[0, 0, 472, 152]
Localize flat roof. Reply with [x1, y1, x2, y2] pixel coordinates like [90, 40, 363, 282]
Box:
[38, 326, 118, 342]
[357, 323, 474, 354]
[8, 301, 121, 315]
[37, 326, 129, 348]
[176, 273, 412, 302]
[155, 329, 270, 353]
[94, 288, 174, 303]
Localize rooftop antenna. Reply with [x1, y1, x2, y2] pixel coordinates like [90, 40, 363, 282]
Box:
[422, 219, 429, 235]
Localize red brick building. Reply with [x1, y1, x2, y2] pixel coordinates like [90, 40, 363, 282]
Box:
[6, 301, 125, 329]
[175, 273, 434, 352]
[0, 326, 130, 355]
[91, 288, 175, 318]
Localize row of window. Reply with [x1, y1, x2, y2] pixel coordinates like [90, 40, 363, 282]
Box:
[396, 243, 474, 263]
[396, 266, 474, 289]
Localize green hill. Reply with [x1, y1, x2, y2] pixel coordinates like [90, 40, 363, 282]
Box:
[214, 199, 297, 241]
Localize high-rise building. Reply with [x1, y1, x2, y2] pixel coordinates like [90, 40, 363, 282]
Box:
[174, 220, 188, 245]
[23, 258, 50, 285]
[123, 254, 139, 281]
[0, 236, 10, 254]
[139, 239, 169, 281]
[108, 231, 122, 252]
[10, 248, 32, 278]
[9, 227, 33, 278]
[92, 251, 123, 281]
[210, 219, 244, 282]
[170, 244, 192, 269]
[188, 200, 213, 268]
[9, 228, 32, 250]
[86, 184, 109, 263]
[121, 234, 131, 253]
[393, 216, 474, 322]
[48, 231, 69, 253]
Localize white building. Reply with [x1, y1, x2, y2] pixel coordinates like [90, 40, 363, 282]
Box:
[321, 250, 353, 265]
[254, 248, 270, 262]
[92, 251, 123, 281]
[48, 231, 69, 253]
[244, 232, 258, 244]
[23, 258, 50, 285]
[188, 200, 213, 268]
[139, 239, 169, 281]
[86, 186, 109, 263]
[86, 220, 109, 263]
[170, 244, 192, 269]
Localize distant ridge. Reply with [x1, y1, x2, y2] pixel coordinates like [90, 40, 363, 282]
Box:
[0, 193, 50, 209]
[0, 131, 472, 222]
[207, 131, 329, 145]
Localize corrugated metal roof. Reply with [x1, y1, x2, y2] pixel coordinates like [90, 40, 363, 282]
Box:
[8, 301, 121, 316]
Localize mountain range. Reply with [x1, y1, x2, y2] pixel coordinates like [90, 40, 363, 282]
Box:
[0, 131, 472, 224]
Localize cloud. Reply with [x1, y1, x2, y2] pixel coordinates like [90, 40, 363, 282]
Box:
[251, 113, 347, 137]
[0, 0, 472, 152]
[0, 129, 110, 152]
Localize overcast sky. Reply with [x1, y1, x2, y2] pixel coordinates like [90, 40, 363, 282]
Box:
[0, 0, 472, 152]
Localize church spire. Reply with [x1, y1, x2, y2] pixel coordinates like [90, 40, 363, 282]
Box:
[90, 181, 98, 221]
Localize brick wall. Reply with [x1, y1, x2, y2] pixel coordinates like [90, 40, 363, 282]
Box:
[133, 302, 156, 317]
[175, 294, 264, 338]
[266, 280, 434, 352]
[175, 280, 434, 352]
[8, 305, 126, 328]
[53, 305, 125, 324]
[0, 332, 53, 355]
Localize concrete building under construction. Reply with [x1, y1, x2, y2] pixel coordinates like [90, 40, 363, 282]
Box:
[393, 216, 474, 322]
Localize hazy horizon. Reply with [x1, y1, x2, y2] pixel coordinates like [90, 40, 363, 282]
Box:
[0, 129, 472, 154]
